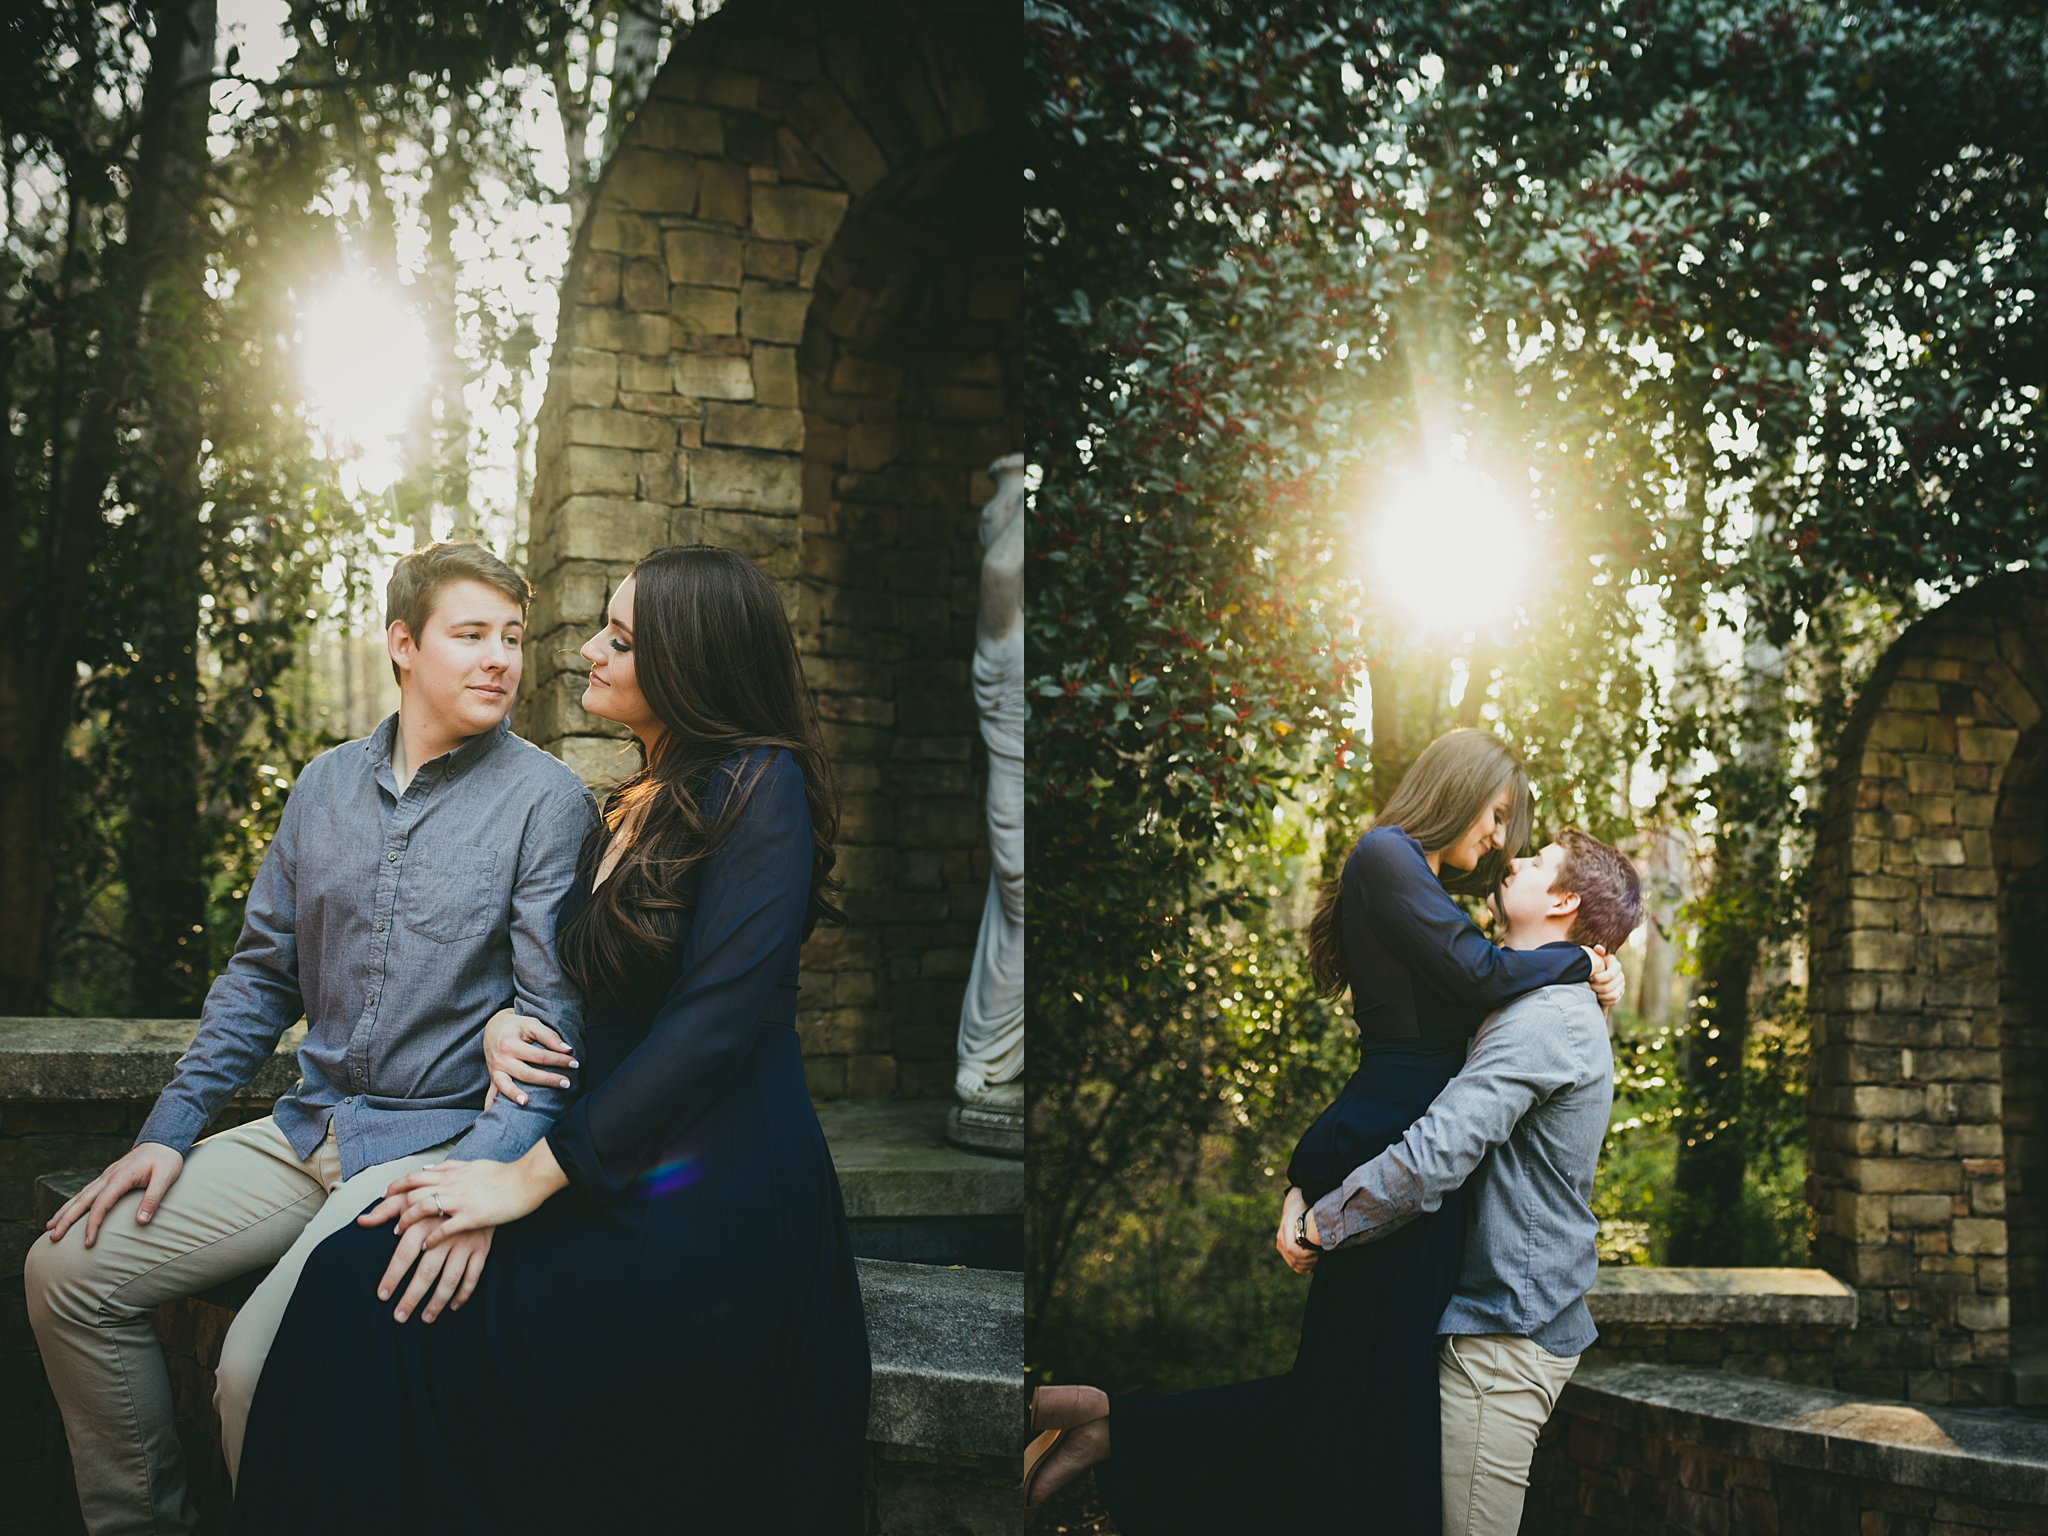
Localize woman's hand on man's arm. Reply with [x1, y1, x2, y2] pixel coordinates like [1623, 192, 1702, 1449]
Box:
[481, 1006, 578, 1111]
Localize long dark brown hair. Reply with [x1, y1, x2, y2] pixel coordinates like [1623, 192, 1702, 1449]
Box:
[559, 545, 843, 1005]
[1306, 727, 1533, 998]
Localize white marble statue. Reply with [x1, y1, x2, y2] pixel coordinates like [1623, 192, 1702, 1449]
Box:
[950, 454, 1025, 1152]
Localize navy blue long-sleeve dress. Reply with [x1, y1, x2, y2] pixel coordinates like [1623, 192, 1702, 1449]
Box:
[1099, 824, 1589, 1535]
[233, 749, 871, 1535]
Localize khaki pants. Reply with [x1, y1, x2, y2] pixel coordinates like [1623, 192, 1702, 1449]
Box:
[1438, 1332, 1580, 1536]
[23, 1116, 455, 1535]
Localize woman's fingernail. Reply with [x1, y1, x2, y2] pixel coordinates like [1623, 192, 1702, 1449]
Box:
[568, 1059, 579, 1068]
[560, 1077, 572, 1088]
[517, 1094, 528, 1105]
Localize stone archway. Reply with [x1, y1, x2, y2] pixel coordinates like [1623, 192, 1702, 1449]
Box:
[517, 0, 1020, 1101]
[1807, 571, 2048, 1406]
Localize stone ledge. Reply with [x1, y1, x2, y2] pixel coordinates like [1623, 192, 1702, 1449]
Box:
[0, 1019, 304, 1101]
[860, 1259, 1022, 1457]
[1566, 1362, 2048, 1506]
[1588, 1267, 1858, 1328]
[0, 1023, 1018, 1228]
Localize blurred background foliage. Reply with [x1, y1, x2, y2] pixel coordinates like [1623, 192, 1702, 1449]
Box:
[1025, 0, 2046, 1393]
[3, 1, 701, 1020]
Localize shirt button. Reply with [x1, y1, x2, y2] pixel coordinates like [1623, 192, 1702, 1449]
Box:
[386, 851, 398, 862]
[376, 921, 387, 932]
[341, 1096, 353, 1106]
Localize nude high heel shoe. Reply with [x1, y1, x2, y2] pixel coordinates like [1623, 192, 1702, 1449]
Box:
[1021, 1385, 1110, 1508]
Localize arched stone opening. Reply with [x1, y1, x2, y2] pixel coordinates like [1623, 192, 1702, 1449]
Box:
[792, 150, 1019, 1100]
[517, 0, 1017, 1101]
[1807, 571, 2048, 1405]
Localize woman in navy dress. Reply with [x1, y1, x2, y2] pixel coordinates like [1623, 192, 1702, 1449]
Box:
[234, 546, 871, 1535]
[1023, 729, 1621, 1533]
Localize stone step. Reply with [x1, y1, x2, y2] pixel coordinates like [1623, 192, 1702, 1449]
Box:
[816, 1096, 1025, 1269]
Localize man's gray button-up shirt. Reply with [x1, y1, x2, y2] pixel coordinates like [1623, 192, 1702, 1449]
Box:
[136, 713, 601, 1178]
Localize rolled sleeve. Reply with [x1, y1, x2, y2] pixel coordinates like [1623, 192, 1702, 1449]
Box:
[448, 779, 601, 1165]
[1311, 991, 1579, 1250]
[135, 766, 310, 1156]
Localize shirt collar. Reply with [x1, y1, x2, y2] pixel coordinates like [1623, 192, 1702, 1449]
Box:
[363, 711, 512, 781]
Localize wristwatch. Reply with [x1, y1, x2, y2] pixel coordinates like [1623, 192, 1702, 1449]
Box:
[1294, 1205, 1323, 1252]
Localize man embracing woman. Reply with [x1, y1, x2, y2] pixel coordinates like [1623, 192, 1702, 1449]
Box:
[1026, 727, 1644, 1536]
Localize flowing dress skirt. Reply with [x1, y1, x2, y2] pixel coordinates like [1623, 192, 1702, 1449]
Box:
[232, 1026, 870, 1536]
[1100, 1041, 1467, 1535]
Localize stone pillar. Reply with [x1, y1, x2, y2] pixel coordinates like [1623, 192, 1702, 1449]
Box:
[1807, 572, 2048, 1405]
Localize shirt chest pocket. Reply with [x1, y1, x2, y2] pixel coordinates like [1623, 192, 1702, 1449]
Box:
[409, 846, 502, 944]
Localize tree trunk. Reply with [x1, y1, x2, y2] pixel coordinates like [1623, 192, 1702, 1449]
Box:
[0, 4, 214, 1013]
[119, 0, 219, 1015]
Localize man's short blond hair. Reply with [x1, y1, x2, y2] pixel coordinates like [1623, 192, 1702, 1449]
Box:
[384, 542, 530, 684]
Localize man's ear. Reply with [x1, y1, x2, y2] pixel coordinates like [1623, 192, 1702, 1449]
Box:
[388, 620, 416, 682]
[1553, 888, 1582, 921]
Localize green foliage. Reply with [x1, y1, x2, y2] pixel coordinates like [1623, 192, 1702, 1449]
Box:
[1598, 990, 1810, 1267]
[5, 2, 659, 1014]
[1030, 0, 2048, 1385]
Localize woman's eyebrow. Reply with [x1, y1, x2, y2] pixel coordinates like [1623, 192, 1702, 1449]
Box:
[608, 612, 634, 638]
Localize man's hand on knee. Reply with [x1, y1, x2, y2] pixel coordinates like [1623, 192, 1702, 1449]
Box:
[44, 1144, 185, 1248]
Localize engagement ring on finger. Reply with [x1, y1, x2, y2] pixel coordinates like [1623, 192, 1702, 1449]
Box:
[431, 1190, 446, 1216]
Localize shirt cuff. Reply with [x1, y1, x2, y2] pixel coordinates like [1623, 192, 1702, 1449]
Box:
[134, 1102, 205, 1159]
[1309, 1187, 1356, 1250]
[448, 1103, 552, 1165]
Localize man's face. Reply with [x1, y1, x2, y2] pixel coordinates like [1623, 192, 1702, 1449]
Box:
[389, 578, 524, 740]
[1493, 841, 1572, 939]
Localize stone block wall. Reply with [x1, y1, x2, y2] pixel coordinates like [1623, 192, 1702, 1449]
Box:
[518, 0, 1020, 1100]
[1585, 1321, 1845, 1387]
[0, 1020, 296, 1536]
[1525, 1364, 2048, 1536]
[1806, 571, 2048, 1404]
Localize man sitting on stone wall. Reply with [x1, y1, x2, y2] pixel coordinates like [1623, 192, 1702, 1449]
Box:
[1280, 829, 1646, 1536]
[26, 542, 598, 1535]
